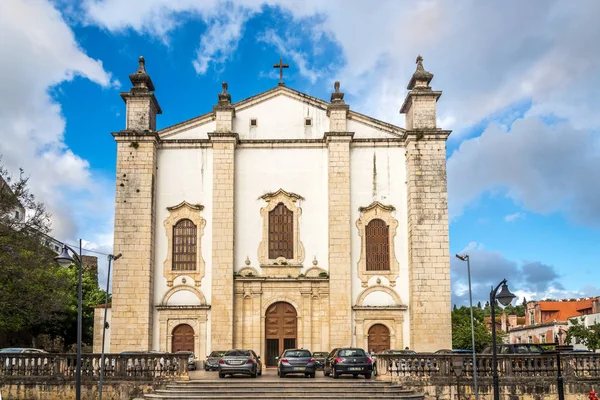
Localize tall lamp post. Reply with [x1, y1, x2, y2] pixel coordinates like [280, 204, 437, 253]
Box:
[54, 240, 84, 400]
[456, 254, 479, 400]
[490, 279, 516, 400]
[99, 253, 121, 400]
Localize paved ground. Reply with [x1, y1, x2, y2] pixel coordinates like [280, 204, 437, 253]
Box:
[189, 367, 371, 381]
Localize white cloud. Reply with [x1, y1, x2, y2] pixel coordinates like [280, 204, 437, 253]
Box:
[505, 212, 525, 223]
[451, 242, 591, 306]
[448, 117, 600, 226]
[0, 0, 115, 245]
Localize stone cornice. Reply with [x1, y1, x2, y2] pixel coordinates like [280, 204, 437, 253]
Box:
[352, 305, 408, 311]
[112, 130, 160, 142]
[404, 129, 452, 142]
[120, 91, 162, 114]
[166, 200, 204, 212]
[207, 132, 239, 143]
[358, 201, 396, 213]
[259, 188, 304, 201]
[324, 132, 355, 141]
[399, 89, 442, 114]
[155, 305, 211, 310]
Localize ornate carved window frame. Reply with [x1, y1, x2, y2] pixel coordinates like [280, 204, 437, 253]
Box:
[164, 201, 206, 287]
[356, 202, 399, 287]
[258, 189, 305, 267]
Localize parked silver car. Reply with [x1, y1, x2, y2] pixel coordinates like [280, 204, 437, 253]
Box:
[218, 349, 262, 378]
[205, 350, 226, 371]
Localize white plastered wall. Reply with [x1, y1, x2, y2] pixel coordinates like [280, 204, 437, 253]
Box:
[235, 147, 328, 272]
[153, 147, 213, 352]
[234, 95, 328, 140]
[350, 146, 410, 347]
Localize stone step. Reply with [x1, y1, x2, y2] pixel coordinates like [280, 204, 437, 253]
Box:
[158, 388, 414, 394]
[144, 395, 424, 400]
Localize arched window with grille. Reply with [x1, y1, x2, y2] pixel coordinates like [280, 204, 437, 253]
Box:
[172, 219, 197, 271]
[269, 203, 294, 259]
[365, 218, 390, 271]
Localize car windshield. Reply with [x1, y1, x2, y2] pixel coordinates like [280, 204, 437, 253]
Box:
[0, 349, 22, 353]
[338, 349, 366, 357]
[284, 350, 311, 358]
[209, 351, 225, 357]
[313, 352, 328, 357]
[514, 345, 544, 353]
[225, 350, 250, 357]
[386, 350, 415, 354]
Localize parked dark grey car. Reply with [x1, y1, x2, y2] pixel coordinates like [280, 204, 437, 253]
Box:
[218, 349, 262, 378]
[324, 348, 373, 379]
[205, 350, 225, 371]
[277, 349, 316, 378]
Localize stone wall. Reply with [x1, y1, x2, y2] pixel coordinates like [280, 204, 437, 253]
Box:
[405, 134, 452, 351]
[110, 134, 157, 352]
[0, 380, 154, 400]
[209, 133, 237, 349]
[326, 133, 353, 348]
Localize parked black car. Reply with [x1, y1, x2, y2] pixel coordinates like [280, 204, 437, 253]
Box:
[323, 348, 372, 379]
[205, 350, 226, 371]
[277, 349, 316, 378]
[312, 351, 328, 370]
[481, 344, 546, 354]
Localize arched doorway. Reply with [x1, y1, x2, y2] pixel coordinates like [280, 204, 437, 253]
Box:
[172, 324, 194, 353]
[265, 302, 297, 367]
[368, 324, 390, 354]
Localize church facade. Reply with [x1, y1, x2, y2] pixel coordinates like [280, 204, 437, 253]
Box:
[95, 56, 452, 365]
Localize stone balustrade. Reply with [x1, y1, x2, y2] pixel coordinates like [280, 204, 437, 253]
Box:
[375, 352, 600, 399]
[375, 352, 600, 379]
[0, 352, 189, 380]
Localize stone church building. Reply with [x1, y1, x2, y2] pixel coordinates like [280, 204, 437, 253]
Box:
[94, 56, 452, 366]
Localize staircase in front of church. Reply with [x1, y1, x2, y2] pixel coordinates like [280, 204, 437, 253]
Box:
[142, 378, 424, 399]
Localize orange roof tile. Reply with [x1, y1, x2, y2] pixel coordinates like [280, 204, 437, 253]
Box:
[538, 299, 592, 322]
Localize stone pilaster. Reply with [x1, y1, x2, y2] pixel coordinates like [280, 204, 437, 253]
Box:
[110, 56, 161, 353]
[326, 81, 353, 348]
[208, 130, 237, 350]
[401, 56, 451, 351]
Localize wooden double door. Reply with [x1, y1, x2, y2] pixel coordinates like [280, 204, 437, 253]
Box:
[172, 324, 194, 353]
[368, 324, 390, 354]
[265, 302, 297, 367]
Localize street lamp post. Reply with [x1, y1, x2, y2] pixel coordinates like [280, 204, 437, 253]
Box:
[490, 279, 516, 400]
[99, 253, 121, 400]
[54, 240, 84, 400]
[456, 254, 479, 400]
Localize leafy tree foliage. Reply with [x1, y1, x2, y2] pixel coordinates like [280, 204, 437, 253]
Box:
[452, 306, 493, 352]
[566, 318, 600, 351]
[0, 159, 108, 350]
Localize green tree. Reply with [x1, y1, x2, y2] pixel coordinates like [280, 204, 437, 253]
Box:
[451, 306, 493, 352]
[566, 318, 600, 351]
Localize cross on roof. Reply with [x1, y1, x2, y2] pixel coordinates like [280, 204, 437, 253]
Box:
[273, 58, 289, 86]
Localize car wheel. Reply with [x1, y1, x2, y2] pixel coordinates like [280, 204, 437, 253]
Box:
[353, 374, 358, 378]
[333, 369, 339, 379]
[310, 372, 316, 378]
[364, 373, 372, 380]
[280, 372, 286, 378]
[324, 369, 330, 377]
[251, 371, 257, 378]
[205, 366, 209, 371]
[218, 372, 225, 378]
[258, 368, 262, 376]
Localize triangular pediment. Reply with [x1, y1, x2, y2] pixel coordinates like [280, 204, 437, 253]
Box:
[159, 85, 404, 140]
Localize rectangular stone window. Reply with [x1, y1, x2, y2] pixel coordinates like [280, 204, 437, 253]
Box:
[365, 219, 390, 271]
[250, 118, 258, 127]
[268, 203, 294, 259]
[172, 219, 197, 271]
[305, 118, 312, 126]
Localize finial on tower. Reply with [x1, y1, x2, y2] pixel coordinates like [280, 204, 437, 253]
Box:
[331, 81, 345, 103]
[138, 56, 146, 73]
[407, 54, 433, 90]
[128, 55, 155, 92]
[216, 81, 232, 107]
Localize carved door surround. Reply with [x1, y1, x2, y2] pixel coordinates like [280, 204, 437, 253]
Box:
[356, 201, 399, 287]
[258, 189, 305, 276]
[163, 201, 206, 286]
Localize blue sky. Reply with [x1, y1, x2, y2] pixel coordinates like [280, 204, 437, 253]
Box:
[1, 0, 599, 304]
